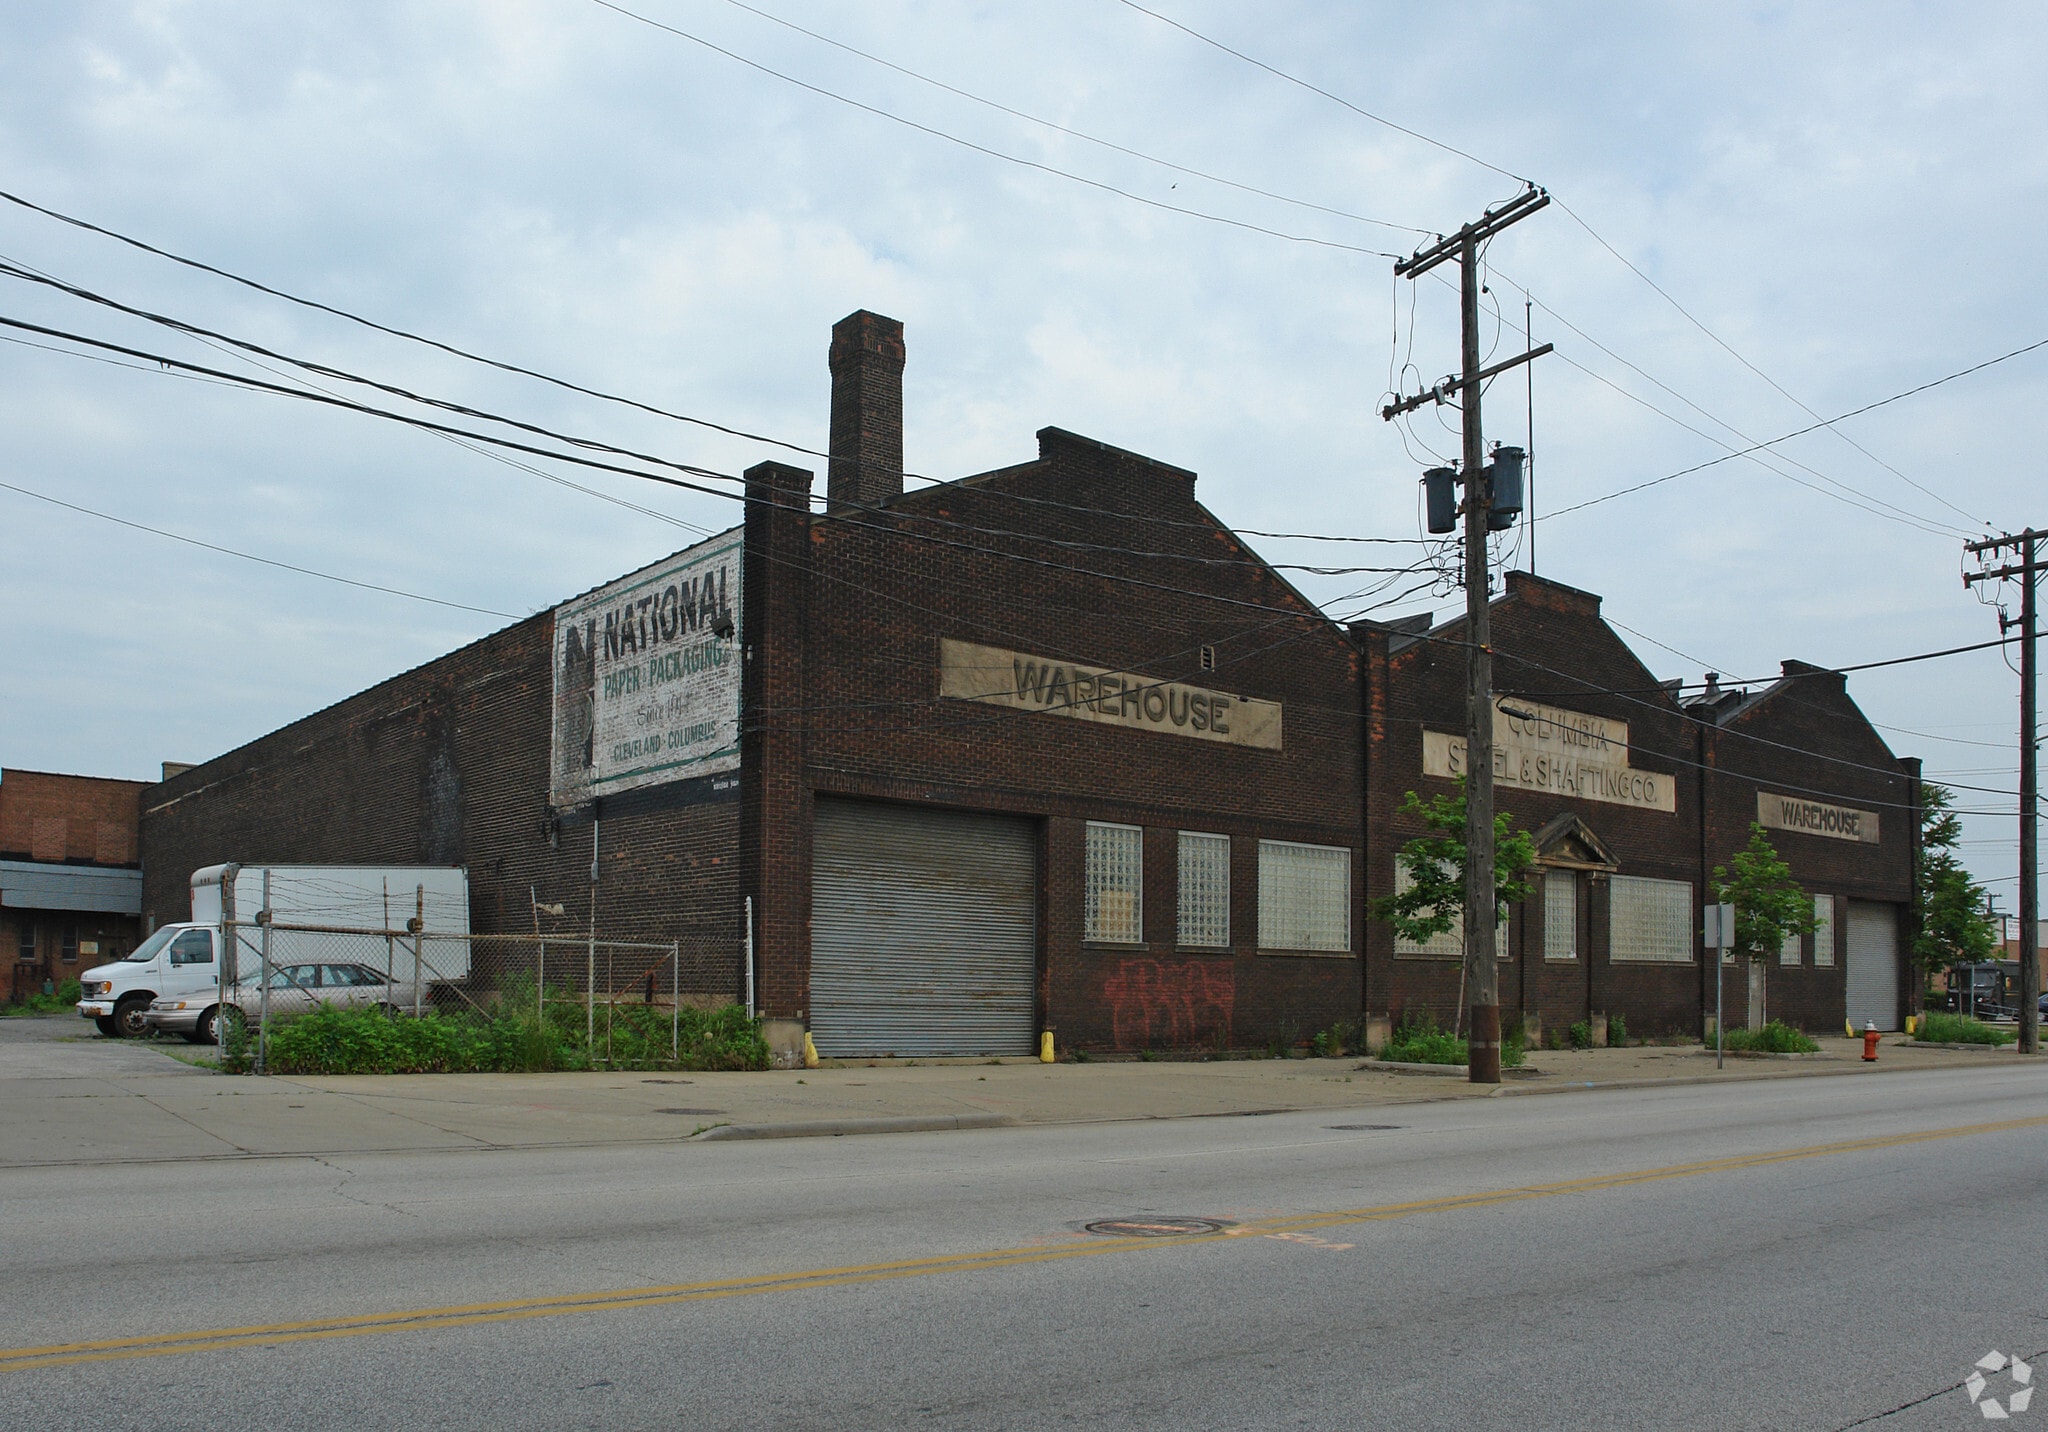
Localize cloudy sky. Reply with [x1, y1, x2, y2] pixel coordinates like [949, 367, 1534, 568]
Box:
[3, 1, 2044, 897]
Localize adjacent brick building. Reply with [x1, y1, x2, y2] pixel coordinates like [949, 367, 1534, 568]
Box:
[2, 768, 148, 1002]
[1690, 665, 1919, 1032]
[1358, 576, 1916, 1043]
[136, 309, 1919, 1055]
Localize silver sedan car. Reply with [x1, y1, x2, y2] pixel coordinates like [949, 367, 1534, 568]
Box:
[144, 962, 411, 1043]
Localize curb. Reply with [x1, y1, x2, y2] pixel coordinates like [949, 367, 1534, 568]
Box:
[1902, 1040, 2021, 1052]
[1355, 1059, 1467, 1078]
[693, 1113, 1016, 1141]
[1488, 1062, 1932, 1098]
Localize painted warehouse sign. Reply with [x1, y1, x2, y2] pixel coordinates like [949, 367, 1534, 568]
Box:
[939, 639, 1281, 750]
[549, 530, 741, 809]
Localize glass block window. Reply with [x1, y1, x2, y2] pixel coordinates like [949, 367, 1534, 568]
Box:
[1812, 894, 1836, 967]
[1609, 875, 1694, 963]
[1258, 840, 1351, 953]
[1085, 822, 1144, 944]
[1543, 871, 1578, 961]
[1391, 863, 1461, 959]
[1778, 924, 1801, 966]
[1177, 832, 1231, 948]
[1390, 864, 1508, 959]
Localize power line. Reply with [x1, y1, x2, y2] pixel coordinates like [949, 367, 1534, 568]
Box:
[716, 0, 1427, 239]
[1, 312, 1412, 631]
[0, 189, 1432, 551]
[1109, 3, 1990, 532]
[1482, 275, 1975, 539]
[1541, 343, 1968, 540]
[1540, 333, 2048, 523]
[1113, 0, 1528, 186]
[1546, 196, 1986, 528]
[588, 0, 1402, 261]
[4, 264, 1433, 578]
[0, 477, 521, 618]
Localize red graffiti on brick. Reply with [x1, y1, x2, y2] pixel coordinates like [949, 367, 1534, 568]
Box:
[1102, 958, 1234, 1050]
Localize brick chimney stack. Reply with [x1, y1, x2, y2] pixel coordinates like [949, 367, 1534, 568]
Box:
[827, 309, 905, 512]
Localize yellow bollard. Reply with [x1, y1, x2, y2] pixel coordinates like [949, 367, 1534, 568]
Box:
[1845, 1018, 1856, 1039]
[801, 1031, 820, 1069]
[1039, 1030, 1055, 1063]
[1905, 1014, 1917, 1037]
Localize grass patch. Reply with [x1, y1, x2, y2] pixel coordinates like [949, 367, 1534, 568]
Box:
[1718, 1020, 1820, 1054]
[1916, 1011, 2016, 1046]
[1381, 1016, 1526, 1069]
[3, 978, 82, 1017]
[228, 994, 769, 1075]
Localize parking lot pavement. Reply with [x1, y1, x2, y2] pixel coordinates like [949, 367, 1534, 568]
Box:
[0, 1014, 2028, 1168]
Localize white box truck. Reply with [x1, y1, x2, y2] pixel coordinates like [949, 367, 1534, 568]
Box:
[77, 864, 470, 1038]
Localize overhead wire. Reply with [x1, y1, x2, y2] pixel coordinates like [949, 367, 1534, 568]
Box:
[1546, 195, 1990, 528]
[1480, 270, 1977, 540]
[0, 189, 1437, 551]
[1111, 4, 1993, 532]
[714, 0, 1428, 239]
[0, 312, 1421, 631]
[1538, 333, 2048, 524]
[0, 476, 521, 619]
[1112, 0, 1529, 186]
[587, 0, 1402, 261]
[3, 259, 1436, 581]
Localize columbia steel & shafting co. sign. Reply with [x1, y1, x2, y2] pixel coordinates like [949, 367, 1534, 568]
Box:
[549, 531, 741, 809]
[1423, 697, 1675, 813]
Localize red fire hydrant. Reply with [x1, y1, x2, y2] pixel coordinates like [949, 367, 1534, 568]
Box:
[1861, 1020, 1881, 1062]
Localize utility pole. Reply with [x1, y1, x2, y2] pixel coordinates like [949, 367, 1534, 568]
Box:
[1384, 186, 1550, 1083]
[1964, 530, 2040, 1056]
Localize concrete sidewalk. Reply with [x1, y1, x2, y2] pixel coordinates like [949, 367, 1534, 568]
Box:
[0, 1015, 2034, 1167]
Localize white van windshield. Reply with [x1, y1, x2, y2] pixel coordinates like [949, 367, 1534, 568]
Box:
[122, 928, 180, 963]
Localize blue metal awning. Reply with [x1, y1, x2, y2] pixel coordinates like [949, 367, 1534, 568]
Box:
[0, 860, 143, 915]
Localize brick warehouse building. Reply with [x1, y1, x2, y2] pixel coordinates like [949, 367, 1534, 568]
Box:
[143, 311, 1368, 1061]
[1689, 665, 1919, 1032]
[2, 768, 148, 1002]
[139, 309, 1916, 1057]
[1360, 574, 1916, 1042]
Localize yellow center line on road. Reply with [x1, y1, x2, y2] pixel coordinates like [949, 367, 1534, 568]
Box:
[8, 1109, 2046, 1373]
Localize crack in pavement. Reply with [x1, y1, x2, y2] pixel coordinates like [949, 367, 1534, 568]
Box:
[1833, 1344, 2048, 1428]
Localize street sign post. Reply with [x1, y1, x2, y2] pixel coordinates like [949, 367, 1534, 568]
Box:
[1704, 903, 1737, 1070]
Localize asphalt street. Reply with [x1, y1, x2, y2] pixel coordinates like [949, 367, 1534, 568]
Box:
[1, 1046, 2042, 1430]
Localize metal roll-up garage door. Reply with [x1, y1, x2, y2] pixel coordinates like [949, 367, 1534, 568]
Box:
[1844, 900, 1900, 1032]
[811, 798, 1038, 1057]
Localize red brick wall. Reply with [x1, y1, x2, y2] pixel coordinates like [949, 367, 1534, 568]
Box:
[1699, 667, 1915, 1032]
[0, 769, 147, 867]
[748, 427, 1367, 1052]
[1373, 573, 1704, 1040]
[139, 615, 744, 996]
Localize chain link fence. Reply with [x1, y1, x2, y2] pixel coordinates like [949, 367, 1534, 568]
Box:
[216, 918, 746, 1073]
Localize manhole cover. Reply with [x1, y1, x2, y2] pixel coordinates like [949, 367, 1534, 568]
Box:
[1084, 1217, 1229, 1238]
[653, 1107, 725, 1116]
[1326, 1124, 1402, 1132]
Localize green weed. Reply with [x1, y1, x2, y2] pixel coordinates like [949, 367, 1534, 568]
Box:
[229, 995, 769, 1075]
[3, 978, 82, 1017]
[1915, 1011, 2015, 1046]
[1719, 1020, 1820, 1054]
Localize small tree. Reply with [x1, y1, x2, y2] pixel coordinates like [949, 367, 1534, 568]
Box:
[1370, 780, 1538, 953]
[1912, 784, 1997, 988]
[1709, 823, 1816, 1027]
